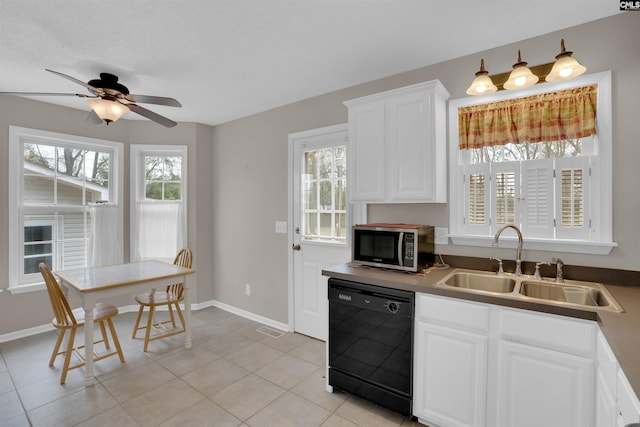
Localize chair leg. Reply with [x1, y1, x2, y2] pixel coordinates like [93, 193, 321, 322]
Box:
[174, 302, 186, 331]
[99, 320, 111, 349]
[60, 328, 77, 385]
[50, 329, 65, 367]
[143, 306, 155, 352]
[132, 304, 145, 339]
[167, 304, 177, 328]
[107, 318, 125, 362]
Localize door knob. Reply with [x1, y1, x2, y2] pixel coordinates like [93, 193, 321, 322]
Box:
[292, 244, 301, 251]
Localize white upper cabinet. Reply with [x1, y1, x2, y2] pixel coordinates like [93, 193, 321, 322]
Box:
[344, 80, 450, 203]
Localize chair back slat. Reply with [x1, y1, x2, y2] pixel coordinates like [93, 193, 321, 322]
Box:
[167, 247, 193, 298]
[39, 263, 77, 326]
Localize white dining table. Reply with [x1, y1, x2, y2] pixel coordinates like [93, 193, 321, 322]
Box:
[55, 260, 195, 386]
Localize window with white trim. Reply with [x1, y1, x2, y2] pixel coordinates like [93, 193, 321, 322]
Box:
[449, 72, 614, 255]
[8, 127, 124, 293]
[130, 145, 187, 262]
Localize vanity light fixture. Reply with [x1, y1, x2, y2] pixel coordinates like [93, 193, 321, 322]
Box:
[466, 58, 498, 96]
[86, 98, 129, 124]
[503, 50, 539, 90]
[466, 39, 587, 95]
[545, 38, 587, 82]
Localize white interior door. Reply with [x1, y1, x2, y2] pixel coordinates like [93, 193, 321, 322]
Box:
[289, 124, 364, 341]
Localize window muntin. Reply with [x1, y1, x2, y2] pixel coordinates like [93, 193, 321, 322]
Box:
[302, 145, 347, 244]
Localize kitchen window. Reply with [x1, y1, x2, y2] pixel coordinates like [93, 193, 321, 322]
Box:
[130, 145, 187, 262]
[448, 71, 614, 254]
[8, 127, 124, 293]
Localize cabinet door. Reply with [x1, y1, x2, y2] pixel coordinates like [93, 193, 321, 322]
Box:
[617, 369, 640, 425]
[347, 101, 385, 202]
[596, 368, 617, 427]
[414, 321, 488, 427]
[386, 90, 439, 202]
[497, 340, 594, 427]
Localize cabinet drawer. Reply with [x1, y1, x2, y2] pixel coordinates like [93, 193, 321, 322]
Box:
[499, 308, 595, 356]
[416, 293, 490, 333]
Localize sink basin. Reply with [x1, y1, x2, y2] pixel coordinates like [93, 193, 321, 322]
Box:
[436, 269, 624, 313]
[519, 281, 618, 309]
[441, 272, 516, 294]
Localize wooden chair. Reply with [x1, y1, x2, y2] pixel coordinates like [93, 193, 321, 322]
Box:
[39, 263, 125, 384]
[131, 247, 193, 351]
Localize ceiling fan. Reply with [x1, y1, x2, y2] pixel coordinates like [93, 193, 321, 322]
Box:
[1, 69, 182, 127]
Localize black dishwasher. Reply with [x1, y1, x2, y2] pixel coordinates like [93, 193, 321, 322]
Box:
[328, 278, 414, 417]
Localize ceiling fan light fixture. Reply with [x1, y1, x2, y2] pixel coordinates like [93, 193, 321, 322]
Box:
[545, 39, 586, 82]
[86, 98, 129, 124]
[503, 50, 539, 90]
[466, 58, 498, 96]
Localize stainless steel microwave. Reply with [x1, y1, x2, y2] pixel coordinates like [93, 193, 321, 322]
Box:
[352, 224, 435, 272]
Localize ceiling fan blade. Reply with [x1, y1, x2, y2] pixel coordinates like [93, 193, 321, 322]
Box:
[45, 69, 102, 94]
[85, 110, 103, 125]
[0, 91, 92, 97]
[127, 103, 177, 128]
[125, 94, 182, 107]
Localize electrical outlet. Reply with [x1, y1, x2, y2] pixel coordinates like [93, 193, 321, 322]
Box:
[245, 284, 251, 296]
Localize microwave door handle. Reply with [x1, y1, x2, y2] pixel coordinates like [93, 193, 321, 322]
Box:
[398, 232, 404, 266]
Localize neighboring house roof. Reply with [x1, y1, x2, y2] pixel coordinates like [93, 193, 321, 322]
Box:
[24, 160, 109, 201]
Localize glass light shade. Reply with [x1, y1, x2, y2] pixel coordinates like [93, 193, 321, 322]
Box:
[466, 59, 497, 95]
[546, 54, 586, 82]
[86, 99, 129, 123]
[504, 64, 539, 90]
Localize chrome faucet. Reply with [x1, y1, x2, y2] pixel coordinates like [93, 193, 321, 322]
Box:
[492, 224, 523, 276]
[552, 257, 564, 282]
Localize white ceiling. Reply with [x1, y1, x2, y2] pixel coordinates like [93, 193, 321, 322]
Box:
[0, 0, 619, 127]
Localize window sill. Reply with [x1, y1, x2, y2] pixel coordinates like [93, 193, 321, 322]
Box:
[448, 234, 617, 255]
[8, 282, 46, 295]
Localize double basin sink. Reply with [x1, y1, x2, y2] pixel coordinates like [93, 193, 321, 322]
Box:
[436, 269, 623, 313]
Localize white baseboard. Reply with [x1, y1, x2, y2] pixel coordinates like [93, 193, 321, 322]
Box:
[206, 299, 291, 332]
[0, 299, 290, 343]
[0, 324, 55, 344]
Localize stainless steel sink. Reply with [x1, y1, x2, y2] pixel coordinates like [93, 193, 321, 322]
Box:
[436, 269, 623, 313]
[441, 271, 516, 294]
[519, 280, 622, 311]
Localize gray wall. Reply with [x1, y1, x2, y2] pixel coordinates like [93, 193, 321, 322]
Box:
[211, 12, 640, 325]
[1, 12, 638, 335]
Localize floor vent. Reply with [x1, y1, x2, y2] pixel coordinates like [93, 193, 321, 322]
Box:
[256, 326, 284, 338]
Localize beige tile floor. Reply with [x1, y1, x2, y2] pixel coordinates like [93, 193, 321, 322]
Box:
[0, 306, 427, 427]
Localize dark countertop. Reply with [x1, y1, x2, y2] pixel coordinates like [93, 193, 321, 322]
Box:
[323, 262, 640, 398]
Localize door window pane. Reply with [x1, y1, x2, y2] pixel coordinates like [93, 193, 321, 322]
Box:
[301, 145, 347, 244]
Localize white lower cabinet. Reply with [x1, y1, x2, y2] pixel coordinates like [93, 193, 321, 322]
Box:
[496, 340, 594, 427]
[414, 322, 488, 427]
[414, 294, 489, 427]
[413, 293, 603, 427]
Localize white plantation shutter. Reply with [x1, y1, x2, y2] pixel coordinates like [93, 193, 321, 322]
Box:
[555, 156, 590, 240]
[491, 162, 520, 230]
[463, 163, 490, 235]
[521, 159, 554, 238]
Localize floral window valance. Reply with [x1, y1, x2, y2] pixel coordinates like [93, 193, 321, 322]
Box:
[458, 84, 598, 150]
